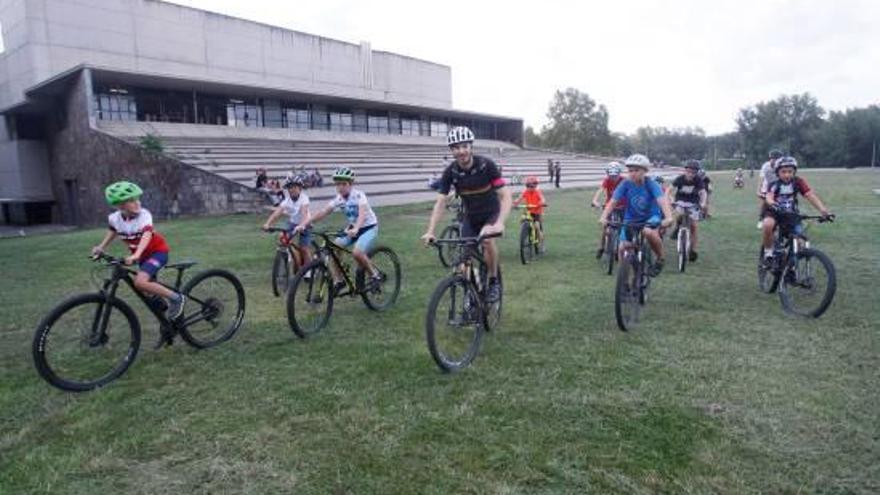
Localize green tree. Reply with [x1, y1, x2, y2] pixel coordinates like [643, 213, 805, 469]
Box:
[540, 88, 613, 154]
[736, 93, 825, 164]
[523, 126, 543, 148]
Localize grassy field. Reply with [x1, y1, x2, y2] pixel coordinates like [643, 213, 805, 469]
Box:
[1, 170, 878, 494]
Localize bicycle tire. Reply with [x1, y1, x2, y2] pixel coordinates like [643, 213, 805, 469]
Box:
[519, 221, 532, 265]
[359, 246, 402, 311]
[287, 259, 334, 338]
[271, 250, 289, 297]
[779, 247, 836, 318]
[677, 227, 689, 273]
[615, 254, 642, 332]
[178, 269, 246, 349]
[437, 225, 461, 268]
[757, 245, 779, 294]
[425, 275, 484, 372]
[482, 265, 503, 332]
[33, 293, 141, 392]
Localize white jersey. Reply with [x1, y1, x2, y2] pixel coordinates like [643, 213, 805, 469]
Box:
[279, 192, 310, 225]
[326, 188, 378, 228]
[107, 208, 168, 257]
[759, 160, 775, 195]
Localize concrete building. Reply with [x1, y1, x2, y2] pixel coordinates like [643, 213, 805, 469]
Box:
[0, 0, 522, 225]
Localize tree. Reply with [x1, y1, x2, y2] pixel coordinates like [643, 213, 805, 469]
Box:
[736, 93, 825, 164]
[523, 126, 543, 148]
[539, 88, 613, 154]
[808, 105, 880, 167]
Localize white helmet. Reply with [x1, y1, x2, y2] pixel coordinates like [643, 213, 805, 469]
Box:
[606, 162, 622, 176]
[447, 126, 475, 146]
[624, 154, 651, 169]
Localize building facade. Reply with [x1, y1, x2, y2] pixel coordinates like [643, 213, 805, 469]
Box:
[0, 0, 522, 224]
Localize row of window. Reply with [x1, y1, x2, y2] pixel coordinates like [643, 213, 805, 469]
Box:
[93, 91, 493, 138]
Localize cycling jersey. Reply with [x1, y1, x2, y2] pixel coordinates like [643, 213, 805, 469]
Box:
[517, 188, 545, 215]
[671, 175, 705, 204]
[601, 176, 626, 209]
[759, 160, 776, 195]
[108, 209, 169, 259]
[279, 192, 310, 225]
[769, 177, 811, 213]
[437, 155, 505, 218]
[326, 188, 378, 228]
[612, 178, 663, 223]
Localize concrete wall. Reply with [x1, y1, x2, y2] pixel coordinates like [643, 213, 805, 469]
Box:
[0, 138, 51, 199]
[47, 69, 266, 226]
[0, 0, 452, 111]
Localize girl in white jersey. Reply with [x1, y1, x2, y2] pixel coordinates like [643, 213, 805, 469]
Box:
[263, 176, 313, 265]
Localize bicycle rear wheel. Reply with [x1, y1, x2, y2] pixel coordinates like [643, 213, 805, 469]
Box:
[32, 293, 140, 392]
[519, 222, 533, 265]
[677, 226, 689, 273]
[425, 275, 484, 372]
[615, 255, 642, 331]
[437, 225, 461, 268]
[178, 269, 245, 348]
[779, 248, 836, 318]
[359, 246, 402, 311]
[287, 260, 334, 338]
[271, 250, 289, 297]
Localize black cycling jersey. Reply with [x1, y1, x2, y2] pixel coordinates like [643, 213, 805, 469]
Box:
[671, 175, 705, 204]
[438, 155, 504, 217]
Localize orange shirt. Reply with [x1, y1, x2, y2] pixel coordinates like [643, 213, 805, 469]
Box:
[518, 189, 545, 215]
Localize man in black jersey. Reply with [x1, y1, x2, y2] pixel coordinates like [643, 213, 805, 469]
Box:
[422, 126, 512, 303]
[666, 159, 707, 261]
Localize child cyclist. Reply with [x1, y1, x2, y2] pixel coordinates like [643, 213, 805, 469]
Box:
[296, 167, 382, 291]
[262, 175, 313, 266]
[91, 181, 186, 320]
[599, 154, 675, 276]
[513, 175, 547, 247]
[761, 157, 834, 264]
[591, 161, 626, 258]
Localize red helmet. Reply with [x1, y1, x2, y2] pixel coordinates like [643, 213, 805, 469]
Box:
[525, 175, 539, 185]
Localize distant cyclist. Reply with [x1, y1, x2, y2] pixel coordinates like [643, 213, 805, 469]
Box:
[667, 160, 707, 262]
[421, 126, 512, 303]
[757, 149, 784, 228]
[513, 175, 547, 248]
[591, 162, 625, 259]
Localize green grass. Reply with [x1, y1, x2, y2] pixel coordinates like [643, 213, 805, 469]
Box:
[1, 170, 878, 494]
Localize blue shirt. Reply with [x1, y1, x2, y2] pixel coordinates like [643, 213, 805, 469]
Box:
[612, 178, 663, 222]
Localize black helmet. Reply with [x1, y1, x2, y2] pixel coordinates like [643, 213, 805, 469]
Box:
[684, 159, 700, 170]
[769, 149, 783, 159]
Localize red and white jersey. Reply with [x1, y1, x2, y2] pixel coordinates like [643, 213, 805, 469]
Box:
[108, 209, 169, 259]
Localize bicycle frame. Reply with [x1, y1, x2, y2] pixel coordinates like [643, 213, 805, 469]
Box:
[312, 231, 369, 297]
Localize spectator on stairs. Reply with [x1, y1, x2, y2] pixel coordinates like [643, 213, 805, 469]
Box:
[255, 168, 269, 190]
[554, 161, 562, 188]
[548, 159, 555, 184]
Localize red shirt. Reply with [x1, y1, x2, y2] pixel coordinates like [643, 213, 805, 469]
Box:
[518, 189, 546, 215]
[602, 176, 626, 209]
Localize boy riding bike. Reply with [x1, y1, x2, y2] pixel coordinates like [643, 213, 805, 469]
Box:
[599, 154, 675, 276]
[91, 181, 186, 320]
[668, 159, 708, 262]
[757, 149, 783, 228]
[297, 167, 382, 291]
[262, 175, 313, 266]
[591, 161, 626, 258]
[762, 157, 834, 264]
[513, 175, 547, 247]
[422, 126, 512, 303]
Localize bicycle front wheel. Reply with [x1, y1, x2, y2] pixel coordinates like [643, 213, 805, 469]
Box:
[779, 248, 836, 318]
[178, 269, 246, 348]
[603, 227, 617, 275]
[271, 250, 289, 297]
[359, 246, 402, 311]
[33, 293, 141, 392]
[426, 275, 484, 372]
[757, 245, 779, 293]
[615, 255, 642, 332]
[677, 227, 689, 273]
[519, 221, 533, 265]
[287, 260, 334, 338]
[437, 225, 461, 268]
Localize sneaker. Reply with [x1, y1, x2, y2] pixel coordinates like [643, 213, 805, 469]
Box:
[303, 269, 313, 281]
[165, 294, 186, 321]
[367, 273, 384, 292]
[333, 280, 347, 294]
[688, 250, 698, 262]
[595, 248, 604, 259]
[649, 258, 665, 277]
[486, 278, 501, 303]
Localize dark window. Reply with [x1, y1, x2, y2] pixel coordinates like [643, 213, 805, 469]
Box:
[368, 113, 389, 134]
[328, 108, 353, 132]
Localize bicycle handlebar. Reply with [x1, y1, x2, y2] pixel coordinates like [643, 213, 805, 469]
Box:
[90, 252, 127, 266]
[429, 231, 502, 246]
[262, 227, 289, 233]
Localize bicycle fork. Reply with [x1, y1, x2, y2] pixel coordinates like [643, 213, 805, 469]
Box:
[90, 280, 119, 347]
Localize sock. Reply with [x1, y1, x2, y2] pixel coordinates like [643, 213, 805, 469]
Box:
[764, 248, 773, 258]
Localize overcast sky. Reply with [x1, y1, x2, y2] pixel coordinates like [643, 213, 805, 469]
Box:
[170, 0, 879, 135]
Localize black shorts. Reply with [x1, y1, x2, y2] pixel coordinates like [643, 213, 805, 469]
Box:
[461, 210, 500, 238]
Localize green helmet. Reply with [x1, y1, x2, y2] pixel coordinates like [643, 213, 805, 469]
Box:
[105, 181, 143, 205]
[332, 167, 355, 182]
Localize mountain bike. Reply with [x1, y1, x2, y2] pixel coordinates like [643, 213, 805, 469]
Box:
[32, 253, 245, 392]
[518, 204, 545, 265]
[598, 208, 623, 275]
[757, 211, 836, 317]
[426, 233, 503, 372]
[286, 230, 401, 337]
[608, 221, 659, 332]
[672, 201, 700, 273]
[437, 196, 463, 268]
[264, 227, 316, 297]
